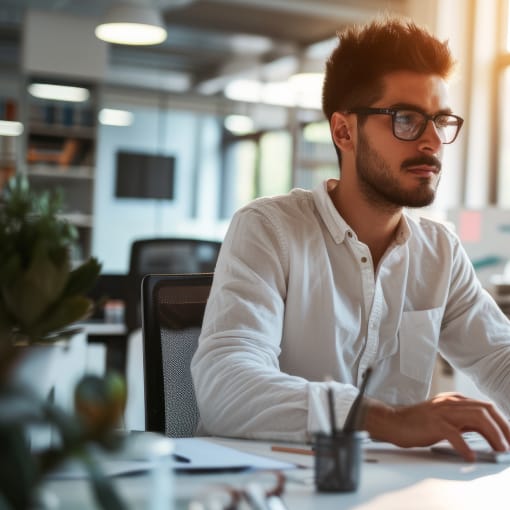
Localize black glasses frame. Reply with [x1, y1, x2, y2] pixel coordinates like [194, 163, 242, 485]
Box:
[346, 107, 464, 144]
[189, 471, 287, 510]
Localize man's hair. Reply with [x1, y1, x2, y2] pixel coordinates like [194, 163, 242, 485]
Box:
[322, 16, 456, 122]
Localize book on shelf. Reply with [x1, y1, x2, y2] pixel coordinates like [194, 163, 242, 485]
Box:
[27, 138, 91, 167]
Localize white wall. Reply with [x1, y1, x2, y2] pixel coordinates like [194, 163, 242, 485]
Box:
[92, 100, 225, 273]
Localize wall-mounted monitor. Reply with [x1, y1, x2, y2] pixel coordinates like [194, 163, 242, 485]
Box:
[115, 150, 175, 200]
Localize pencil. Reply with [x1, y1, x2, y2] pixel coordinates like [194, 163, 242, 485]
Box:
[343, 367, 373, 433]
[270, 445, 315, 456]
[327, 386, 337, 436]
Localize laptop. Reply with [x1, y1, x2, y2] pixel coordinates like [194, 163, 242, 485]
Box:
[431, 432, 510, 463]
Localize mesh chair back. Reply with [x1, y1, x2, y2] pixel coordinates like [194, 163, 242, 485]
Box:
[141, 273, 213, 437]
[126, 239, 220, 332]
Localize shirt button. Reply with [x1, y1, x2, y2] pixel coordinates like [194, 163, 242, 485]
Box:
[347, 231, 353, 238]
[361, 256, 367, 263]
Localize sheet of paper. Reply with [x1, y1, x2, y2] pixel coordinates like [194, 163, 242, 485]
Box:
[45, 436, 297, 479]
[45, 458, 156, 479]
[172, 437, 297, 472]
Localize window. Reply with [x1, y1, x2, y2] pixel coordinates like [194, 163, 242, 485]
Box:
[496, 1, 510, 206]
[220, 130, 292, 218]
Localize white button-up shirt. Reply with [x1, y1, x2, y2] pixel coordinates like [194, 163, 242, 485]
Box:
[191, 181, 510, 442]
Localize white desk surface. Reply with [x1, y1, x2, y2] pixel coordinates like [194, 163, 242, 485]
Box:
[42, 436, 510, 509]
[78, 320, 127, 336]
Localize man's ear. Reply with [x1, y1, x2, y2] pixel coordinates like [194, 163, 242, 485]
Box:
[331, 112, 354, 151]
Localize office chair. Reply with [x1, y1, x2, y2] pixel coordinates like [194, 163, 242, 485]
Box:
[125, 238, 221, 332]
[141, 273, 213, 437]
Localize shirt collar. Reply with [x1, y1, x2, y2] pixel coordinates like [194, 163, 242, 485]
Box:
[395, 214, 411, 244]
[312, 180, 351, 244]
[312, 179, 412, 246]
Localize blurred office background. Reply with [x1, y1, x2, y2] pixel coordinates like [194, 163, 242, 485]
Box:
[1, 0, 509, 421]
[0, 0, 505, 274]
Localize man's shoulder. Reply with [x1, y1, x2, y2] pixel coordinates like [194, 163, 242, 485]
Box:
[240, 188, 315, 216]
[406, 213, 459, 244]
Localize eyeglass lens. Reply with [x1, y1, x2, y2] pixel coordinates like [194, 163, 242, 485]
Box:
[393, 110, 461, 143]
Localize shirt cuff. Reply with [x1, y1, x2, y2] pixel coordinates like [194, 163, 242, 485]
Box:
[307, 381, 359, 436]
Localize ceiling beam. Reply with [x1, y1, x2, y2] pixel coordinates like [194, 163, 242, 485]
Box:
[204, 0, 407, 22]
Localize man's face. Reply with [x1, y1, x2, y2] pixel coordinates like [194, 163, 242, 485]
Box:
[353, 71, 450, 209]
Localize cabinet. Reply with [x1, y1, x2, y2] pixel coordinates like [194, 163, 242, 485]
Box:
[24, 79, 98, 264]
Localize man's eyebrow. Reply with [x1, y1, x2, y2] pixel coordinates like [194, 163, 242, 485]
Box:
[389, 102, 454, 115]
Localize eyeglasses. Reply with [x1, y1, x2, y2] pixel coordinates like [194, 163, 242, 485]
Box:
[346, 107, 464, 144]
[188, 471, 288, 510]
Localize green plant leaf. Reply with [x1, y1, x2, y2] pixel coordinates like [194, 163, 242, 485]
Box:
[0, 301, 14, 339]
[0, 176, 102, 344]
[0, 253, 22, 287]
[63, 257, 102, 298]
[1, 244, 70, 328]
[0, 425, 38, 509]
[87, 462, 126, 510]
[28, 295, 93, 340]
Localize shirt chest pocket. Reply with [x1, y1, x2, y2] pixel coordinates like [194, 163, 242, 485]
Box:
[399, 307, 443, 383]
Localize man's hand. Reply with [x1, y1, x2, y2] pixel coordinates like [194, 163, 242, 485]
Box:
[363, 392, 510, 461]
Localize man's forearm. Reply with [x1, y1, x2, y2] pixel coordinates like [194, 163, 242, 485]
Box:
[361, 397, 398, 443]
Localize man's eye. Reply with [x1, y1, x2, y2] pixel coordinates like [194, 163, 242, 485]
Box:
[396, 111, 420, 125]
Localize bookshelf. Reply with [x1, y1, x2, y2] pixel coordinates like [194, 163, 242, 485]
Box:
[24, 78, 98, 264]
[0, 94, 21, 191]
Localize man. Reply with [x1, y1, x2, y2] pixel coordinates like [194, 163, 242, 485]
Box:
[191, 17, 510, 461]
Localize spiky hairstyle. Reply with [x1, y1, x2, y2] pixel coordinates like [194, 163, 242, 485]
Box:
[322, 16, 456, 121]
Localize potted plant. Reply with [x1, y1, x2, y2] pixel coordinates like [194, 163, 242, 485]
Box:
[0, 176, 127, 509]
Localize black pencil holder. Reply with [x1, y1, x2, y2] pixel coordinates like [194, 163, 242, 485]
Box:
[314, 431, 366, 492]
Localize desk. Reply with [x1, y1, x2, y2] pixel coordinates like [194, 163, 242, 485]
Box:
[42, 437, 510, 509]
[82, 321, 128, 337]
[79, 320, 128, 375]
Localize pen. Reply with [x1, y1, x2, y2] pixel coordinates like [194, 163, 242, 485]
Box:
[172, 453, 191, 463]
[327, 384, 337, 436]
[343, 367, 373, 433]
[270, 445, 314, 456]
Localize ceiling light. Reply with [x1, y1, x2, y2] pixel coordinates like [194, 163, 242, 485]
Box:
[288, 72, 324, 110]
[261, 82, 295, 107]
[99, 108, 134, 126]
[0, 121, 23, 137]
[225, 79, 262, 103]
[224, 115, 255, 135]
[95, 5, 167, 46]
[28, 83, 90, 102]
[289, 72, 324, 90]
[228, 34, 273, 55]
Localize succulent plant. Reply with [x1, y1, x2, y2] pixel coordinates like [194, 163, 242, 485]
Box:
[0, 176, 127, 509]
[0, 175, 101, 346]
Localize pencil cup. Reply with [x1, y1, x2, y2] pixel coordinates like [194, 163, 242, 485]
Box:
[313, 431, 366, 492]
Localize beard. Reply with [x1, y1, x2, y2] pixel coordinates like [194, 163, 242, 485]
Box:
[355, 129, 441, 210]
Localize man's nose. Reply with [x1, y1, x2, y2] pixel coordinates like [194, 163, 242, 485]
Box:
[418, 119, 443, 152]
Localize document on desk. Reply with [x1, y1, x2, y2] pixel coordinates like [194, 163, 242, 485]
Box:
[172, 437, 297, 472]
[45, 437, 297, 479]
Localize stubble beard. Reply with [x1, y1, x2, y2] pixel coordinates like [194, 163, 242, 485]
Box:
[355, 130, 440, 211]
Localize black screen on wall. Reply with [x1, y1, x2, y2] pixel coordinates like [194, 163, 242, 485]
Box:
[115, 151, 175, 200]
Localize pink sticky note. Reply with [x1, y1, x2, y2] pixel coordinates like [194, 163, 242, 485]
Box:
[458, 210, 481, 243]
